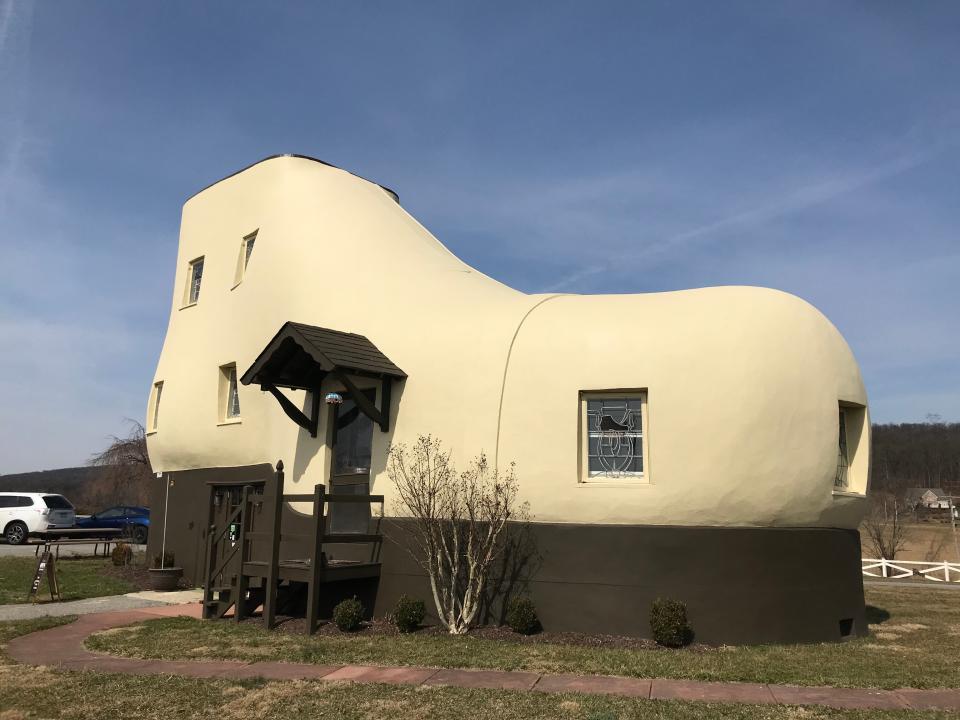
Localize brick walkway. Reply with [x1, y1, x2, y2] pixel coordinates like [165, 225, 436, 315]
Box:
[7, 605, 960, 711]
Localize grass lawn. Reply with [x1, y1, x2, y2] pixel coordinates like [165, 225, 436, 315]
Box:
[85, 584, 960, 691]
[0, 555, 138, 604]
[0, 617, 955, 720]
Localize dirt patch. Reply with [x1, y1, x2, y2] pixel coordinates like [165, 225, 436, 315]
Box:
[219, 680, 310, 718]
[96, 626, 144, 638]
[886, 622, 929, 632]
[0, 710, 30, 720]
[100, 561, 152, 590]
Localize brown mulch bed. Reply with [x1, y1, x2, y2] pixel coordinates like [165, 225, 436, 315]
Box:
[240, 614, 703, 651]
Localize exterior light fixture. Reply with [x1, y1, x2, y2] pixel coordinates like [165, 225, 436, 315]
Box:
[325, 392, 343, 405]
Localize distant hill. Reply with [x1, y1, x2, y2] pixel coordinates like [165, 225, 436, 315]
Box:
[0, 466, 102, 503]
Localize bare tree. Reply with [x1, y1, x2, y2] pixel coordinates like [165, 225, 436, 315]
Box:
[863, 492, 910, 560]
[85, 419, 153, 509]
[387, 435, 528, 635]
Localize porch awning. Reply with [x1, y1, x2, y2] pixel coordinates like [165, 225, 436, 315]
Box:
[241, 322, 405, 437]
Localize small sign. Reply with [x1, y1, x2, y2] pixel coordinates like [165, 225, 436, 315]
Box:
[28, 551, 62, 603]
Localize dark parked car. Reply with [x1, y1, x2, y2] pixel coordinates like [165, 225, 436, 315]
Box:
[76, 506, 150, 544]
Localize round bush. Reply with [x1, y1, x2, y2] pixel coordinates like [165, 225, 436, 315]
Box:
[333, 597, 365, 632]
[392, 595, 426, 633]
[649, 598, 693, 647]
[111, 542, 133, 566]
[505, 596, 540, 635]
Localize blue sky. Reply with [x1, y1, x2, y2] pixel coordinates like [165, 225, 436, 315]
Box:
[1, 1, 958, 473]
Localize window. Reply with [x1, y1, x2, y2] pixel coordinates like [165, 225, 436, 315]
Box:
[218, 364, 241, 423]
[42, 495, 73, 510]
[834, 402, 866, 494]
[186, 257, 204, 305]
[97, 507, 124, 519]
[581, 392, 648, 482]
[243, 231, 256, 269]
[233, 231, 258, 286]
[835, 408, 850, 489]
[148, 381, 163, 432]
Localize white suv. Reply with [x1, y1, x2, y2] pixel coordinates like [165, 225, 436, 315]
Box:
[0, 493, 76, 545]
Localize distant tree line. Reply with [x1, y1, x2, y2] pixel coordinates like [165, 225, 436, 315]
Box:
[870, 422, 960, 496]
[0, 421, 152, 513]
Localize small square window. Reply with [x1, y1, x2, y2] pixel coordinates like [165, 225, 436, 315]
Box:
[580, 392, 648, 482]
[185, 257, 204, 305]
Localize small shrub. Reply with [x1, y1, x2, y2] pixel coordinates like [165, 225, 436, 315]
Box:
[152, 552, 175, 569]
[505, 596, 540, 635]
[392, 595, 426, 633]
[111, 542, 133, 566]
[650, 598, 693, 647]
[333, 597, 365, 632]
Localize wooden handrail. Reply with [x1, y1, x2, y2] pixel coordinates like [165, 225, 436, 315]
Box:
[327, 494, 385, 504]
[282, 493, 384, 504]
[322, 533, 382, 543]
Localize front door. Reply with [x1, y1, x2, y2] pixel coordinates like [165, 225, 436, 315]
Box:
[329, 389, 375, 534]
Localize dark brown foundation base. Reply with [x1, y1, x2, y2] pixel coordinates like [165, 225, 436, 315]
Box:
[149, 467, 866, 645]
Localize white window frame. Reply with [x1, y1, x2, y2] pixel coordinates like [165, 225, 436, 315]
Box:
[183, 256, 205, 307]
[579, 390, 649, 484]
[833, 401, 867, 497]
[232, 230, 259, 288]
[148, 381, 163, 433]
[218, 364, 242, 425]
[835, 407, 850, 489]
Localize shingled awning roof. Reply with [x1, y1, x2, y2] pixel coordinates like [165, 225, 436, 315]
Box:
[241, 322, 405, 437]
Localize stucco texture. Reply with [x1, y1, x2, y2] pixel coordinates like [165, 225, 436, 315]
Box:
[147, 155, 869, 530]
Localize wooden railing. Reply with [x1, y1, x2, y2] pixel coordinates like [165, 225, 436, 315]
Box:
[202, 461, 385, 632]
[862, 559, 960, 583]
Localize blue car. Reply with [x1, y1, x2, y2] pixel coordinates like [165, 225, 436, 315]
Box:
[76, 506, 150, 544]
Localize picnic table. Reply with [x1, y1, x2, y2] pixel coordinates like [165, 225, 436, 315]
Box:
[33, 528, 124, 559]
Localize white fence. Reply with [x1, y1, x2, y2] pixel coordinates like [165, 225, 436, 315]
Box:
[862, 559, 960, 583]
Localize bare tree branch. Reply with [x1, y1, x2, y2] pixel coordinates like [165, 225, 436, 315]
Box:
[387, 435, 530, 634]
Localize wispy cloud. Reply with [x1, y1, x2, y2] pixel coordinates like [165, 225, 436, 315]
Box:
[0, 0, 34, 208]
[544, 140, 956, 292]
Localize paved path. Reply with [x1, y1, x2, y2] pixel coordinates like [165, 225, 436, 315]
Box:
[0, 589, 204, 621]
[6, 606, 960, 711]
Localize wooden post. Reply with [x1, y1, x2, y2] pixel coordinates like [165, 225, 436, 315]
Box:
[234, 485, 251, 622]
[201, 484, 216, 620]
[263, 461, 284, 630]
[306, 483, 326, 635]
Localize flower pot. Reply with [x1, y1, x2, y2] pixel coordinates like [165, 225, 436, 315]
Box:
[148, 567, 183, 592]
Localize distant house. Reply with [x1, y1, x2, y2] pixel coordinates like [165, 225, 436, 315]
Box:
[905, 487, 954, 510]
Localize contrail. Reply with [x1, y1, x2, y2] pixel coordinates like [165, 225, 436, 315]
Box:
[545, 141, 956, 293]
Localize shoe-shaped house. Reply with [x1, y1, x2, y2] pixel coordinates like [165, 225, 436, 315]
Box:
[146, 154, 870, 644]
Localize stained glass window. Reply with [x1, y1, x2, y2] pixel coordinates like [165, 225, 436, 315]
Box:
[586, 396, 644, 478]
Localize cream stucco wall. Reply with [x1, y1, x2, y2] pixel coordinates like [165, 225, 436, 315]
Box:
[147, 155, 870, 529]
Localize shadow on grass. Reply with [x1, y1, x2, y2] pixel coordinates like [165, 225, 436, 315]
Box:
[865, 605, 891, 625]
